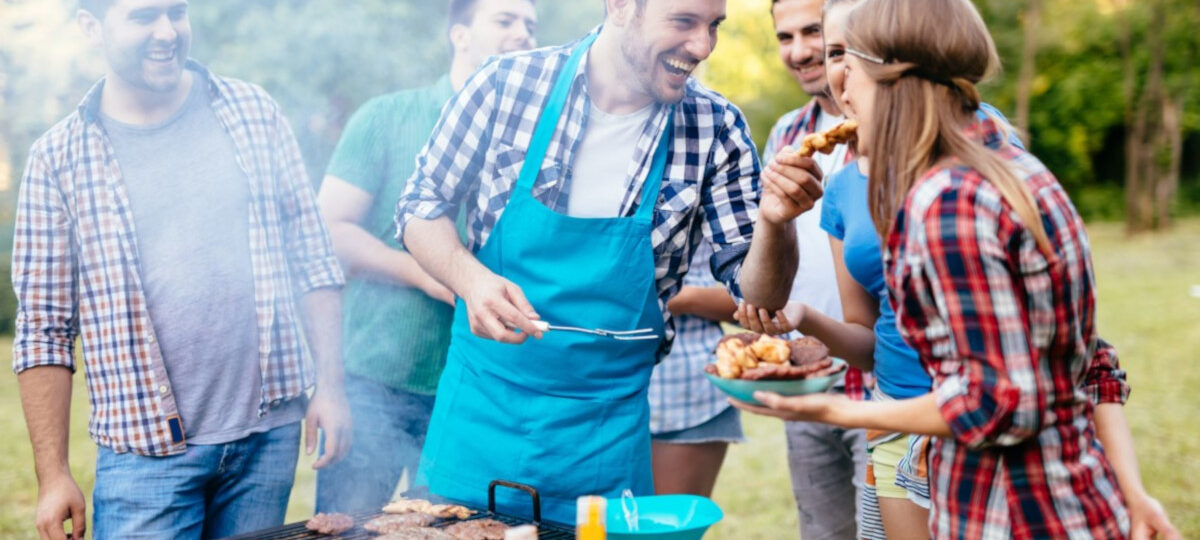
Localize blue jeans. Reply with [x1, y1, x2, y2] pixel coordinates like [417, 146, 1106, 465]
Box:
[92, 422, 301, 540]
[315, 374, 436, 513]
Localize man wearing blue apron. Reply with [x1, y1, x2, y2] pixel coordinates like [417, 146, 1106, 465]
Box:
[396, 0, 823, 524]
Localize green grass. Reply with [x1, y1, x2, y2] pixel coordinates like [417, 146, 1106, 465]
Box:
[1, 218, 1198, 538]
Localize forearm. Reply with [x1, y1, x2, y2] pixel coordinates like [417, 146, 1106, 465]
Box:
[1094, 403, 1147, 499]
[328, 222, 438, 287]
[300, 288, 344, 391]
[403, 216, 487, 296]
[738, 220, 797, 310]
[667, 286, 737, 322]
[829, 393, 953, 437]
[17, 366, 74, 481]
[795, 308, 876, 371]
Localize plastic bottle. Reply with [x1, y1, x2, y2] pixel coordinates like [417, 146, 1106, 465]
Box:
[576, 495, 606, 540]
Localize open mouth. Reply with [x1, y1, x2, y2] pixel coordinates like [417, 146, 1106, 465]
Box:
[146, 48, 177, 64]
[663, 57, 697, 77]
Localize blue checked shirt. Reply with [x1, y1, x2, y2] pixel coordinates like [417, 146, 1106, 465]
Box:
[11, 61, 344, 457]
[396, 30, 762, 355]
[648, 243, 732, 433]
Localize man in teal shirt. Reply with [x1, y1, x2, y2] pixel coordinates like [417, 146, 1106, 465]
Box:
[315, 0, 538, 512]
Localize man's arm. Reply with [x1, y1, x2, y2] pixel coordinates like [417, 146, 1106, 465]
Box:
[403, 217, 543, 343]
[317, 176, 453, 304]
[12, 148, 86, 540]
[299, 288, 351, 469]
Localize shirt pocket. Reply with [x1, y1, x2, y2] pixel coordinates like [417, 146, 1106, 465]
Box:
[493, 144, 563, 205]
[653, 180, 701, 255]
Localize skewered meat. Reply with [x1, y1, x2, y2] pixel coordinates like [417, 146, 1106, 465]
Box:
[383, 499, 475, 519]
[305, 512, 354, 535]
[749, 334, 791, 365]
[376, 528, 456, 540]
[443, 518, 509, 540]
[365, 513, 438, 533]
[710, 333, 840, 381]
[797, 120, 858, 157]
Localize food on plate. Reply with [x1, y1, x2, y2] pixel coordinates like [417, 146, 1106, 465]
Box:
[709, 333, 844, 381]
[443, 518, 510, 540]
[383, 498, 476, 519]
[305, 512, 354, 535]
[376, 527, 456, 540]
[364, 513, 439, 533]
[797, 119, 859, 157]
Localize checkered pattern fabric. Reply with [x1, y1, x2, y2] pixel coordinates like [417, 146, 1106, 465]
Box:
[885, 117, 1130, 538]
[395, 29, 762, 357]
[11, 61, 344, 456]
[763, 101, 872, 402]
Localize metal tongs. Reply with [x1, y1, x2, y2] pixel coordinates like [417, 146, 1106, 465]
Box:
[621, 489, 640, 531]
[531, 320, 659, 341]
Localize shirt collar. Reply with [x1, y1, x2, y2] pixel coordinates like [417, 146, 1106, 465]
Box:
[78, 59, 220, 124]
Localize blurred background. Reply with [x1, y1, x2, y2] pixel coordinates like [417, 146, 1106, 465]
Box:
[0, 0, 1197, 538]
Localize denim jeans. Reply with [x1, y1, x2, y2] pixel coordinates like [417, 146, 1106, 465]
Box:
[315, 374, 436, 513]
[92, 422, 301, 540]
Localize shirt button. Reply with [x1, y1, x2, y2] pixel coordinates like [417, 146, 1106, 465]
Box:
[158, 385, 169, 395]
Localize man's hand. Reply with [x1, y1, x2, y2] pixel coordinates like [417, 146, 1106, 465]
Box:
[461, 270, 543, 344]
[1127, 492, 1181, 540]
[306, 388, 353, 469]
[759, 148, 824, 225]
[729, 391, 843, 423]
[735, 301, 806, 335]
[35, 472, 86, 540]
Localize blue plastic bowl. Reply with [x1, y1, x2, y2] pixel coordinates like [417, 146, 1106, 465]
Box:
[703, 358, 847, 405]
[604, 494, 723, 540]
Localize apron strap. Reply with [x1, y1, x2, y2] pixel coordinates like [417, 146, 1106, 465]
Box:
[515, 34, 596, 194]
[633, 110, 673, 221]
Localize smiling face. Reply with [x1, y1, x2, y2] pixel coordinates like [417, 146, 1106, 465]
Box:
[839, 53, 878, 153]
[455, 0, 538, 70]
[618, 0, 727, 104]
[82, 0, 191, 96]
[772, 0, 827, 98]
[823, 2, 853, 112]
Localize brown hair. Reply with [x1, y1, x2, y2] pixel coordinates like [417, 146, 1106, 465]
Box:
[845, 0, 1050, 252]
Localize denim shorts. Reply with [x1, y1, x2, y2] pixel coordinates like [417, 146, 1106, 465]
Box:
[651, 405, 744, 444]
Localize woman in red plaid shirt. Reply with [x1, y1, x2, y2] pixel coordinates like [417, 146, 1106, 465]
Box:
[736, 0, 1180, 537]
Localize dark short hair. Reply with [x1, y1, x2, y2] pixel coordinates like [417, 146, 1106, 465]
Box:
[449, 0, 482, 30]
[79, 0, 114, 16]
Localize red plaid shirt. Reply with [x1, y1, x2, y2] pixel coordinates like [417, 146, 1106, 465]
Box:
[11, 62, 344, 456]
[764, 100, 871, 401]
[885, 117, 1129, 538]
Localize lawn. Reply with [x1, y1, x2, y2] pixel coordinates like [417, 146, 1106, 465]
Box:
[1, 218, 1197, 539]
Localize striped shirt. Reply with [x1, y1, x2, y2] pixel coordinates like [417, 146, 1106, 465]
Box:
[885, 117, 1130, 538]
[763, 100, 871, 401]
[11, 61, 344, 457]
[395, 29, 761, 357]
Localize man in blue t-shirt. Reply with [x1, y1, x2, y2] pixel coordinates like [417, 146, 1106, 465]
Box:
[314, 0, 538, 513]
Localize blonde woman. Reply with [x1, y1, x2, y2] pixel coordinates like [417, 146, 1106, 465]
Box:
[734, 0, 1179, 537]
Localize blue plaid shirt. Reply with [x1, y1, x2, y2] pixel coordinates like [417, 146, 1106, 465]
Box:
[396, 30, 762, 354]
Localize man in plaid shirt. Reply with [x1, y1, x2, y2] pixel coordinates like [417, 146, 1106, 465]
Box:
[11, 1, 350, 538]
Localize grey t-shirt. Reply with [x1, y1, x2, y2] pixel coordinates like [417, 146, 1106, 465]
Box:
[101, 73, 305, 444]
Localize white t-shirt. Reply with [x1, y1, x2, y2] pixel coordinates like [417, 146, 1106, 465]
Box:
[786, 109, 847, 325]
[566, 103, 655, 218]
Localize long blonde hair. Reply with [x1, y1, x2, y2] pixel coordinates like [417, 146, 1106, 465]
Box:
[845, 0, 1051, 252]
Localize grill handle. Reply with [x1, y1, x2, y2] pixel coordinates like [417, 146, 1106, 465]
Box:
[488, 480, 542, 524]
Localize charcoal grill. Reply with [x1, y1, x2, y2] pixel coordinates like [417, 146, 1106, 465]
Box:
[224, 480, 575, 540]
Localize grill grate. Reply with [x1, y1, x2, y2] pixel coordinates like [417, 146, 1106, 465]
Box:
[223, 480, 575, 540]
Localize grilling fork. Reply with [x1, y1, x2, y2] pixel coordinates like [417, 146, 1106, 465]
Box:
[530, 320, 659, 341]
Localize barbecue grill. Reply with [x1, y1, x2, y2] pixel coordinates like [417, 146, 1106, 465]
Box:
[225, 480, 576, 540]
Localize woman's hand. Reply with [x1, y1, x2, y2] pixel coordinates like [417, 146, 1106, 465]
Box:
[735, 301, 806, 335]
[729, 391, 845, 423]
[1127, 491, 1181, 540]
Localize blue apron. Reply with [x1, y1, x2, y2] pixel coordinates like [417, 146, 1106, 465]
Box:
[417, 34, 672, 525]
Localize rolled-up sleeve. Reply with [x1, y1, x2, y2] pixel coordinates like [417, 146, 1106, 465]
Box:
[395, 60, 499, 249]
[273, 106, 344, 293]
[893, 182, 1044, 449]
[704, 104, 761, 301]
[1083, 338, 1130, 405]
[12, 148, 78, 373]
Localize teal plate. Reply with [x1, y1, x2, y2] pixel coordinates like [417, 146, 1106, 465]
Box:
[703, 358, 847, 405]
[605, 494, 723, 540]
